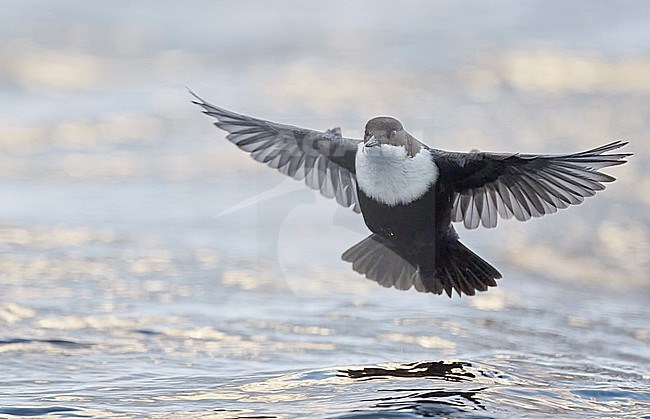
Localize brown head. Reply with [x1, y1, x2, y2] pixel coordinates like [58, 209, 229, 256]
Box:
[363, 117, 422, 156]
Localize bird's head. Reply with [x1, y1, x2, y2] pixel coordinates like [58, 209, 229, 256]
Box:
[363, 117, 421, 156]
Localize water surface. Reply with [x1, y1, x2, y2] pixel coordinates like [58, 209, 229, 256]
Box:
[1, 1, 649, 417]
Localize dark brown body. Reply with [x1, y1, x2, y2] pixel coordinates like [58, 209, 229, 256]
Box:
[356, 177, 456, 246]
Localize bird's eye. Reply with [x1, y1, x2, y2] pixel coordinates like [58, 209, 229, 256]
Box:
[390, 130, 397, 137]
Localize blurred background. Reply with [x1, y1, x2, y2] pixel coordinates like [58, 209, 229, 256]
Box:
[0, 1, 648, 417]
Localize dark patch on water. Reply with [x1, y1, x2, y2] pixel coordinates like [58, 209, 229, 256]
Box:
[0, 338, 93, 348]
[0, 406, 83, 417]
[133, 329, 163, 335]
[357, 389, 487, 417]
[339, 361, 475, 382]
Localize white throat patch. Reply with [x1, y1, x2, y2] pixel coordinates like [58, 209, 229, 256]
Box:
[355, 143, 439, 206]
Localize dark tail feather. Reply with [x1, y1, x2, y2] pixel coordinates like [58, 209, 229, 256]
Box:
[422, 239, 502, 297]
[342, 234, 419, 291]
[342, 234, 501, 297]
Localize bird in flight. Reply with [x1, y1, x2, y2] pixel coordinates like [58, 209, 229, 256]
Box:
[193, 93, 631, 297]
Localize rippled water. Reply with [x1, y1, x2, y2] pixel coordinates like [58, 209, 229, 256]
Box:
[2, 1, 650, 417]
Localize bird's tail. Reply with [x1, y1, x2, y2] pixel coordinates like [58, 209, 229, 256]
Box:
[341, 234, 501, 297]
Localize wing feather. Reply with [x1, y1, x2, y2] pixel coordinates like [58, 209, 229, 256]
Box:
[439, 141, 630, 229]
[193, 93, 361, 212]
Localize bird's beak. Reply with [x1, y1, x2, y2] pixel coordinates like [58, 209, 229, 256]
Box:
[365, 136, 380, 148]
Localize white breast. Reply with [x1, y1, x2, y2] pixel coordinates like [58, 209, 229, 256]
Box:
[355, 143, 439, 206]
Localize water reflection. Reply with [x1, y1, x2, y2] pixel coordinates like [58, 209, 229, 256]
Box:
[338, 388, 486, 418]
[339, 361, 476, 381]
[336, 361, 499, 416]
[228, 361, 506, 417]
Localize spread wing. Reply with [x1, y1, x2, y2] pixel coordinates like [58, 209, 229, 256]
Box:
[193, 93, 362, 212]
[432, 141, 631, 229]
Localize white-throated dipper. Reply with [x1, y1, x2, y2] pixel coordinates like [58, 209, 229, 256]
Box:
[193, 94, 631, 297]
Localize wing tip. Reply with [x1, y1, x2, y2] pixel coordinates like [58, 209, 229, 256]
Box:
[187, 87, 206, 106]
[605, 139, 633, 164]
[600, 139, 632, 154]
[612, 139, 632, 157]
